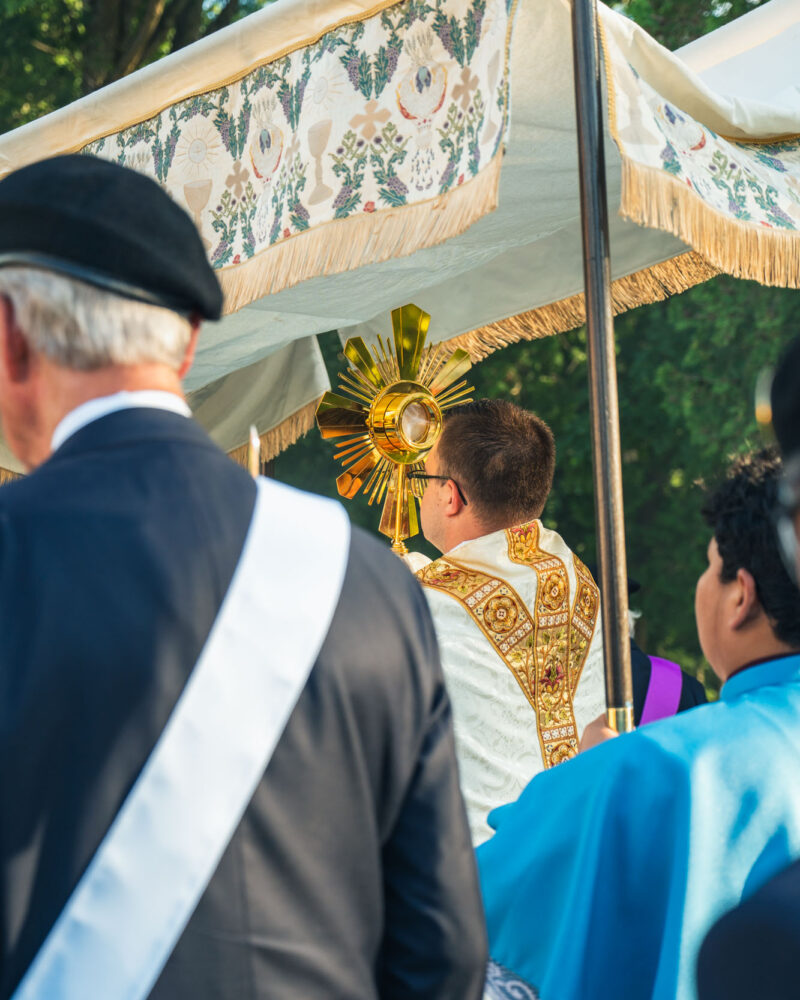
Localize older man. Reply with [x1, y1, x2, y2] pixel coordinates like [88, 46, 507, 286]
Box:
[478, 448, 800, 1000]
[0, 156, 486, 1000]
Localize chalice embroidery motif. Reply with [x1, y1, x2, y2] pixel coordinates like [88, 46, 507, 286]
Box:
[307, 119, 334, 205]
[175, 119, 222, 250]
[304, 62, 349, 207]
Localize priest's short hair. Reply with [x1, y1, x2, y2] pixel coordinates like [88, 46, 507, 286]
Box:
[437, 398, 556, 526]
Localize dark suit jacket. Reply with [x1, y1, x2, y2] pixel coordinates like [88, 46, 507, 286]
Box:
[697, 857, 800, 1000]
[0, 407, 486, 999]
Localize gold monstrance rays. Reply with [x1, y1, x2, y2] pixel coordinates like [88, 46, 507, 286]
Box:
[316, 304, 473, 554]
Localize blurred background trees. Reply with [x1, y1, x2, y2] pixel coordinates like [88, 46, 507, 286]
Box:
[1, 0, 792, 691]
[0, 0, 266, 131]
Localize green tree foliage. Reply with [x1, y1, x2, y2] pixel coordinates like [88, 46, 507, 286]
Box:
[617, 0, 768, 51]
[0, 0, 269, 133]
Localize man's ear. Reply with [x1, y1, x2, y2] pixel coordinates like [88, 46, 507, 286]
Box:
[177, 316, 201, 379]
[730, 567, 760, 630]
[443, 478, 466, 518]
[0, 295, 31, 384]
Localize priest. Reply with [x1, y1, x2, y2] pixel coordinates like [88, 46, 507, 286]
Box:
[408, 399, 606, 844]
[478, 447, 800, 1000]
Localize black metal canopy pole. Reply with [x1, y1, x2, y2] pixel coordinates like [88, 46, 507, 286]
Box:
[570, 0, 634, 733]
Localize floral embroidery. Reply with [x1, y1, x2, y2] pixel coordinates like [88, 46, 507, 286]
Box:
[608, 46, 800, 235]
[505, 522, 599, 766]
[418, 558, 540, 740]
[418, 520, 599, 769]
[80, 0, 515, 270]
[540, 571, 566, 611]
[484, 595, 518, 633]
[569, 555, 600, 695]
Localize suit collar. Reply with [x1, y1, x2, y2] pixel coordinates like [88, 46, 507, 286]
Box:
[51, 392, 191, 453]
[42, 406, 217, 466]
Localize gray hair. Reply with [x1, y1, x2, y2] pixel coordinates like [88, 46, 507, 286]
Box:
[0, 267, 192, 370]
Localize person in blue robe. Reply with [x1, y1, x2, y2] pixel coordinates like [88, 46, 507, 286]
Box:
[477, 447, 800, 1000]
[695, 337, 800, 1000]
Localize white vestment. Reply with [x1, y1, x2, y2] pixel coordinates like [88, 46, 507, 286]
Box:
[412, 521, 606, 844]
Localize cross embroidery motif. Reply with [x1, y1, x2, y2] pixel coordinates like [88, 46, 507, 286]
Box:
[350, 100, 391, 140]
[452, 67, 479, 111]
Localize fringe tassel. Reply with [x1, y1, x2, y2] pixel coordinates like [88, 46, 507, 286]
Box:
[218, 153, 502, 314]
[620, 158, 800, 290]
[0, 467, 21, 485]
[444, 249, 719, 360]
[228, 397, 320, 469]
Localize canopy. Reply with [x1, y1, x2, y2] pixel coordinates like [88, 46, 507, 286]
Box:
[0, 0, 798, 474]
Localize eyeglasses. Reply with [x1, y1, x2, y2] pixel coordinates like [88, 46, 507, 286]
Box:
[406, 470, 469, 506]
[776, 455, 800, 588]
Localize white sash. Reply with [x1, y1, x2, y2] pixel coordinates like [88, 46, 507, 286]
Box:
[12, 477, 350, 1000]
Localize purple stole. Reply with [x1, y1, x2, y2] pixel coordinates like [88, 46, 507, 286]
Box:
[640, 656, 683, 725]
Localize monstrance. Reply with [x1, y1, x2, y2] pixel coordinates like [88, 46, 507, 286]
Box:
[316, 304, 473, 554]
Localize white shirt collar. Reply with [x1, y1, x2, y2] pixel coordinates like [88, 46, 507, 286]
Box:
[51, 390, 191, 453]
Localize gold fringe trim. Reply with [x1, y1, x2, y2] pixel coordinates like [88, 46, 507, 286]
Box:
[443, 249, 719, 361]
[620, 158, 800, 290]
[0, 467, 21, 485]
[228, 397, 320, 468]
[218, 153, 502, 313]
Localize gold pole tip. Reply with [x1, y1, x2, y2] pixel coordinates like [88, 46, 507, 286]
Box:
[607, 705, 635, 733]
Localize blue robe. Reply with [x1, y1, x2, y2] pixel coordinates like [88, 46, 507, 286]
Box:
[477, 654, 800, 1000]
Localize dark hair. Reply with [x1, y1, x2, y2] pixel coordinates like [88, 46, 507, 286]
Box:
[701, 447, 800, 647]
[437, 399, 556, 526]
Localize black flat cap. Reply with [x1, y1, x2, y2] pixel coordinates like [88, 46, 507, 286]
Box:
[772, 336, 800, 460]
[0, 154, 223, 320]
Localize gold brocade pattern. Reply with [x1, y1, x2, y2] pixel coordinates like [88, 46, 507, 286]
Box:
[504, 523, 575, 765]
[417, 525, 600, 769]
[417, 558, 539, 734]
[570, 554, 601, 696]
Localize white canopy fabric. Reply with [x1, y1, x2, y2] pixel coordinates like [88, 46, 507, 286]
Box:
[0, 0, 798, 474]
[346, 0, 800, 351]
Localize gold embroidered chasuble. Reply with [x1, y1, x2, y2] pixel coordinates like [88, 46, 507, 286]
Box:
[415, 520, 605, 845]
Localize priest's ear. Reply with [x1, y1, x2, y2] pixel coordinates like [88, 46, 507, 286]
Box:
[729, 567, 760, 630]
[443, 477, 467, 516]
[0, 295, 32, 385]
